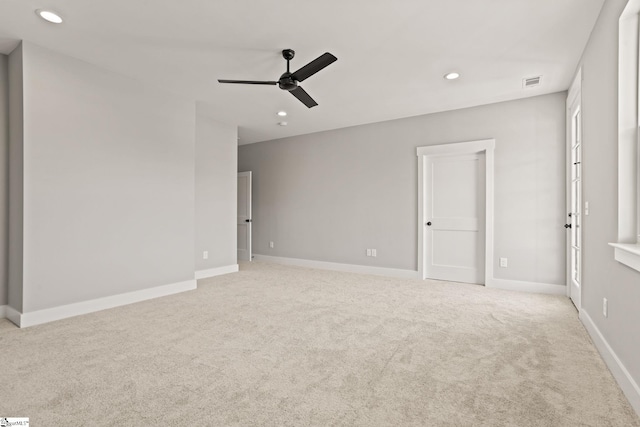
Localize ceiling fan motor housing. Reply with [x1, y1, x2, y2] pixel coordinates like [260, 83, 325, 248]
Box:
[278, 73, 298, 91]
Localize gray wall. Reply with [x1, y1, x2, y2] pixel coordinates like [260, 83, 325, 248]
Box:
[239, 92, 566, 286]
[19, 42, 196, 312]
[8, 45, 23, 311]
[0, 54, 7, 306]
[577, 0, 640, 390]
[195, 103, 237, 271]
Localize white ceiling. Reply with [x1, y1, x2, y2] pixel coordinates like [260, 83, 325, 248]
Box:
[0, 0, 604, 144]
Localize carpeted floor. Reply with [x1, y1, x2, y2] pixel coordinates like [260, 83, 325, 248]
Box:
[0, 261, 638, 426]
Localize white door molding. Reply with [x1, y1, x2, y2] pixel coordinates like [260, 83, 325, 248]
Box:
[567, 70, 583, 308]
[417, 139, 495, 284]
[237, 171, 252, 262]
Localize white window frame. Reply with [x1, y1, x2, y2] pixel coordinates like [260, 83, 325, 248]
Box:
[610, 0, 640, 272]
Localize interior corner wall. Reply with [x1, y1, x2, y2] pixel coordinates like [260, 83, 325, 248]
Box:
[238, 92, 566, 286]
[19, 42, 196, 313]
[575, 0, 640, 394]
[0, 53, 8, 307]
[195, 104, 237, 272]
[8, 44, 23, 312]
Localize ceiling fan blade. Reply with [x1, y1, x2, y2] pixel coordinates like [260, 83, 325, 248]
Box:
[290, 53, 337, 82]
[218, 79, 277, 85]
[290, 86, 318, 108]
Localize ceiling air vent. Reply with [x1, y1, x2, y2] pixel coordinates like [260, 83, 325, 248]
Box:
[523, 76, 542, 88]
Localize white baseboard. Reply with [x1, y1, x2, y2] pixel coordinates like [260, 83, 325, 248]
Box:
[13, 279, 197, 328]
[253, 254, 419, 279]
[580, 309, 640, 416]
[195, 264, 239, 280]
[486, 278, 566, 295]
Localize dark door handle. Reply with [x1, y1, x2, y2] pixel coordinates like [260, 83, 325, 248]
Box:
[426, 221, 432, 226]
[245, 219, 252, 223]
[564, 224, 571, 229]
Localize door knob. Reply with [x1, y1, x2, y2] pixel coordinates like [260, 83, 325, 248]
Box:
[564, 224, 571, 229]
[245, 219, 252, 223]
[426, 221, 432, 226]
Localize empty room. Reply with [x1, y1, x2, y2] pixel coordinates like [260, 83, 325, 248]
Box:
[1, 0, 640, 425]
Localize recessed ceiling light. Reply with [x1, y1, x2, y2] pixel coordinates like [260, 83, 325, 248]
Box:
[277, 122, 288, 126]
[36, 9, 63, 24]
[444, 72, 460, 80]
[277, 111, 287, 117]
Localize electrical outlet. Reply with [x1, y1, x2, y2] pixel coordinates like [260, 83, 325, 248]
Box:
[269, 241, 274, 249]
[203, 251, 208, 260]
[603, 298, 608, 318]
[499, 257, 508, 268]
[371, 249, 377, 257]
[366, 249, 372, 257]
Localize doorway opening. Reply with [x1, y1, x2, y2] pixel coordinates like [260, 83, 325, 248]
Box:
[417, 139, 495, 284]
[566, 69, 582, 310]
[238, 171, 252, 262]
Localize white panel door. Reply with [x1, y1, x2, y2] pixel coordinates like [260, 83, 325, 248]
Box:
[425, 153, 485, 284]
[567, 95, 582, 309]
[237, 171, 252, 262]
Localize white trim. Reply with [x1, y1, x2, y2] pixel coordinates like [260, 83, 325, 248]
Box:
[416, 139, 495, 157]
[417, 139, 495, 284]
[566, 71, 583, 305]
[11, 279, 197, 328]
[195, 264, 239, 280]
[609, 243, 640, 272]
[0, 305, 6, 319]
[253, 254, 419, 279]
[580, 309, 640, 416]
[614, 0, 640, 260]
[485, 278, 566, 295]
[238, 171, 253, 262]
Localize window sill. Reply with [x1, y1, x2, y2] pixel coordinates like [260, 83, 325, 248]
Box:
[609, 243, 640, 273]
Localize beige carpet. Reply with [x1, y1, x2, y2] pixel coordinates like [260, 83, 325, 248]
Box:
[0, 261, 638, 426]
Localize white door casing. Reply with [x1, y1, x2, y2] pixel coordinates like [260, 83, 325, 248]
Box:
[567, 70, 582, 309]
[417, 139, 495, 284]
[238, 171, 252, 262]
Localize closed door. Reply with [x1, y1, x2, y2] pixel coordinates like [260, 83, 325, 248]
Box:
[425, 153, 486, 284]
[237, 171, 252, 261]
[568, 96, 582, 309]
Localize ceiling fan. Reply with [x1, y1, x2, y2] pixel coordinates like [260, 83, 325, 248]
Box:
[218, 49, 337, 108]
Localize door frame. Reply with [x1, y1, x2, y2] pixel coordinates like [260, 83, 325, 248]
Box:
[566, 68, 582, 307]
[417, 139, 495, 282]
[237, 171, 252, 262]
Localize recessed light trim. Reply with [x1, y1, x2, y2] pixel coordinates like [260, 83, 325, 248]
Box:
[277, 111, 287, 117]
[444, 72, 460, 80]
[36, 9, 63, 24]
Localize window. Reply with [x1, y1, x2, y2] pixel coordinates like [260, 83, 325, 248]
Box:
[610, 0, 640, 272]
